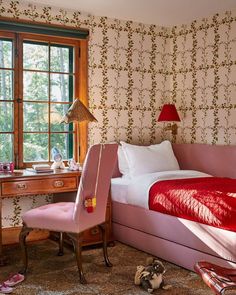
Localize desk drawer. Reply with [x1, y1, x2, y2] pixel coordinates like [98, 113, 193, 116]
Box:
[2, 176, 77, 196]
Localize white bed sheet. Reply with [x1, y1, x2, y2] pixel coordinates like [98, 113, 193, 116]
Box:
[111, 177, 131, 204]
[111, 170, 210, 209]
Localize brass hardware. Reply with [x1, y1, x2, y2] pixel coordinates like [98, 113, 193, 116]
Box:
[53, 180, 64, 188]
[17, 183, 27, 190]
[91, 227, 99, 235]
[164, 123, 178, 136]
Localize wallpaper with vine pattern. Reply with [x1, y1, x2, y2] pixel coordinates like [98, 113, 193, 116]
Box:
[0, 0, 236, 228]
[171, 12, 236, 145]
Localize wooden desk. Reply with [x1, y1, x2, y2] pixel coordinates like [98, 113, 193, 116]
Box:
[0, 169, 80, 265]
[0, 169, 113, 265]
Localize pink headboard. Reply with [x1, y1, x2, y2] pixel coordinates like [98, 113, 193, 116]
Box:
[173, 143, 236, 178]
[112, 143, 236, 179]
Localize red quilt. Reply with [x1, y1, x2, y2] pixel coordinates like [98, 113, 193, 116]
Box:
[149, 177, 236, 232]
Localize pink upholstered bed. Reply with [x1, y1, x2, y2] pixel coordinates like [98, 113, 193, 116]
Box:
[111, 143, 236, 271]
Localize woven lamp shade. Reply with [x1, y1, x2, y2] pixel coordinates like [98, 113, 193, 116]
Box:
[61, 99, 97, 124]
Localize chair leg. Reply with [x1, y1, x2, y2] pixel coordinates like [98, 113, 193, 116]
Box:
[68, 233, 87, 284]
[58, 232, 64, 256]
[19, 224, 32, 274]
[99, 222, 112, 267]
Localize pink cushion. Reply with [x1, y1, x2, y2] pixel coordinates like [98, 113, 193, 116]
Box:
[22, 144, 118, 234]
[22, 202, 80, 233]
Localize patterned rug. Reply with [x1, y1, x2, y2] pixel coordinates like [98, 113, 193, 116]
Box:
[0, 240, 213, 295]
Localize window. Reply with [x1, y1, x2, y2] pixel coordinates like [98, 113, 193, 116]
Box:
[0, 20, 88, 168]
[0, 37, 13, 162]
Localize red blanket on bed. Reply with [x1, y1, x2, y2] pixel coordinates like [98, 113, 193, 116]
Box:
[149, 177, 236, 232]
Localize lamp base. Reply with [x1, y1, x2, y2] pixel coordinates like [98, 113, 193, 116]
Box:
[164, 123, 178, 136]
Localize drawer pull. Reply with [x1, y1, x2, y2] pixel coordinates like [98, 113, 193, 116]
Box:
[91, 227, 99, 235]
[54, 180, 64, 188]
[17, 183, 27, 190]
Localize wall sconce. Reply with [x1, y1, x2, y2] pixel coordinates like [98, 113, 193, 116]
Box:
[157, 104, 181, 136]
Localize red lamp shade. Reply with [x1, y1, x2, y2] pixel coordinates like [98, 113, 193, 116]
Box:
[157, 104, 181, 122]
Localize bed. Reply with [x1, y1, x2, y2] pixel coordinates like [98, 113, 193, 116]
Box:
[111, 142, 236, 271]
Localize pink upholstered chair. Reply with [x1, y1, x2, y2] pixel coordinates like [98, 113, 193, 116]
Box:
[19, 143, 118, 284]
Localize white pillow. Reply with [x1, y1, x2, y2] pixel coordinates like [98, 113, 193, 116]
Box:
[118, 145, 130, 177]
[120, 140, 179, 178]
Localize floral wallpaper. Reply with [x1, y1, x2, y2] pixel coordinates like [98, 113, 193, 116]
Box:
[87, 17, 170, 145]
[171, 12, 236, 145]
[1, 0, 236, 228]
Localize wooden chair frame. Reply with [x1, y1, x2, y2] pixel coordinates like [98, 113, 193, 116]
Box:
[19, 221, 112, 284]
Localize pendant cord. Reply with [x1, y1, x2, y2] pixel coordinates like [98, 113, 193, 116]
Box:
[94, 144, 103, 197]
[79, 144, 103, 204]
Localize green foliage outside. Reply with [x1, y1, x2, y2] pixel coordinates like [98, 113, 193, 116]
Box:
[0, 39, 74, 163]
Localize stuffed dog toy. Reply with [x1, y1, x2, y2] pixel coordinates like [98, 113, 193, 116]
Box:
[134, 258, 171, 293]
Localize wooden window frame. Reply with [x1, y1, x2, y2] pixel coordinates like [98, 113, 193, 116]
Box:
[0, 17, 89, 168]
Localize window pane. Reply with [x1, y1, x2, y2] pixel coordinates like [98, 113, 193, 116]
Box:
[23, 42, 48, 71]
[0, 70, 13, 100]
[50, 73, 70, 102]
[24, 133, 48, 162]
[51, 133, 72, 160]
[50, 46, 70, 73]
[50, 103, 72, 132]
[0, 134, 13, 161]
[0, 39, 12, 68]
[0, 102, 13, 132]
[23, 72, 48, 101]
[24, 103, 48, 132]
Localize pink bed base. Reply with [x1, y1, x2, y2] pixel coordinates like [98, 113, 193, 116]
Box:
[111, 143, 236, 271]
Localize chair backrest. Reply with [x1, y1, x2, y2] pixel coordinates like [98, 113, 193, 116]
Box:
[73, 144, 118, 232]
